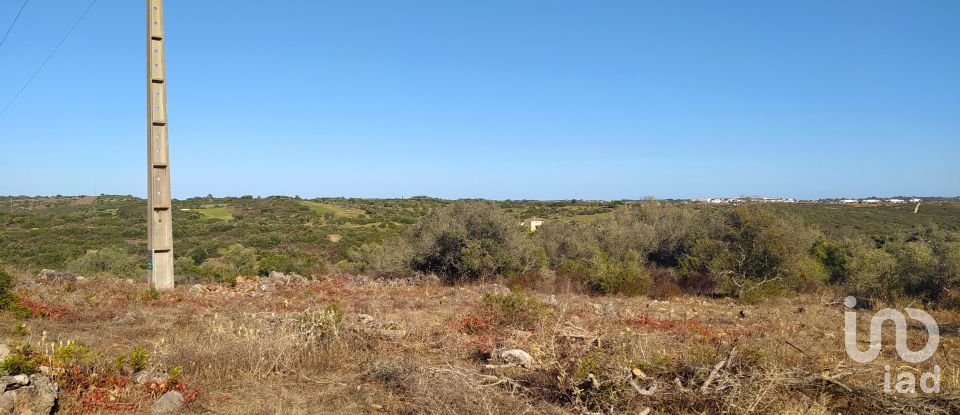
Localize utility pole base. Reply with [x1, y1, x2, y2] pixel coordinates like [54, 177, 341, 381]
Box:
[150, 251, 174, 290]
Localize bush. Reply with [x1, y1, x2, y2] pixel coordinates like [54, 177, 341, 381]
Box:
[128, 346, 150, 372]
[198, 258, 236, 284]
[608, 202, 703, 267]
[257, 252, 313, 277]
[534, 222, 601, 269]
[66, 248, 140, 277]
[885, 235, 957, 304]
[344, 240, 412, 276]
[0, 270, 16, 310]
[582, 250, 650, 296]
[480, 291, 549, 330]
[812, 238, 856, 284]
[847, 247, 898, 300]
[534, 202, 704, 293]
[409, 201, 535, 282]
[53, 342, 90, 366]
[680, 207, 823, 300]
[219, 244, 258, 276]
[174, 256, 200, 281]
[0, 346, 42, 375]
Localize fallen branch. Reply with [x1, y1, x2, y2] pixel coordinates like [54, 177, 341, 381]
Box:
[628, 378, 658, 396]
[701, 346, 737, 394]
[428, 366, 527, 394]
[483, 363, 518, 370]
[558, 322, 601, 346]
[784, 340, 809, 357]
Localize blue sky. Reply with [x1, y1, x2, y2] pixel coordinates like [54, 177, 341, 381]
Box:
[0, 0, 957, 200]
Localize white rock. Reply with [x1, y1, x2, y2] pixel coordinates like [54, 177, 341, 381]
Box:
[498, 349, 534, 367]
[0, 374, 58, 415]
[150, 390, 184, 414]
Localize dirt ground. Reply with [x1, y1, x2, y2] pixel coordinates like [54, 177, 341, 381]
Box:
[4, 273, 959, 414]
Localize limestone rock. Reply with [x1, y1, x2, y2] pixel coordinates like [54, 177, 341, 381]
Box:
[498, 349, 533, 367]
[0, 375, 29, 394]
[150, 390, 184, 414]
[0, 374, 58, 415]
[133, 370, 168, 385]
[34, 269, 80, 284]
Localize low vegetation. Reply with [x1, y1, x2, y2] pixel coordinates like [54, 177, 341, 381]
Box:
[2, 195, 960, 308]
[2, 195, 960, 413]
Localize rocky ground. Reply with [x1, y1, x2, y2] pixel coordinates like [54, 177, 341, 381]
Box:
[2, 271, 959, 414]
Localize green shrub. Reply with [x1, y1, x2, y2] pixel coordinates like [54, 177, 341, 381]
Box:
[168, 365, 184, 381]
[583, 250, 651, 296]
[534, 222, 601, 269]
[12, 322, 28, 337]
[681, 207, 823, 300]
[219, 244, 258, 276]
[174, 256, 199, 279]
[344, 240, 412, 276]
[129, 346, 150, 372]
[480, 290, 549, 330]
[66, 248, 141, 277]
[53, 342, 90, 366]
[0, 346, 42, 375]
[847, 248, 898, 300]
[199, 258, 235, 283]
[0, 270, 16, 310]
[812, 238, 855, 284]
[410, 201, 535, 282]
[258, 253, 296, 276]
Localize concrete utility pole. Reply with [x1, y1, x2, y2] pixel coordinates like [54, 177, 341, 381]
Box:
[147, 0, 174, 290]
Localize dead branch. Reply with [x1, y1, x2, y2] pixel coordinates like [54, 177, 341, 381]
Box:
[701, 346, 738, 394]
[628, 377, 658, 396]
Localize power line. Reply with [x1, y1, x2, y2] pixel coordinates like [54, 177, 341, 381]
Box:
[0, 0, 30, 51]
[0, 0, 98, 119]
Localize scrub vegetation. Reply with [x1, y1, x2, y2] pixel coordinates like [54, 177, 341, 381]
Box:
[1, 195, 959, 413]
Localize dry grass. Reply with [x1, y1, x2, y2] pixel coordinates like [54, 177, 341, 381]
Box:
[2, 274, 959, 414]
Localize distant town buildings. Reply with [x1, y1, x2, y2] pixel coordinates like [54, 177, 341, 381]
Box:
[832, 197, 924, 205]
[689, 196, 926, 206]
[693, 197, 795, 204]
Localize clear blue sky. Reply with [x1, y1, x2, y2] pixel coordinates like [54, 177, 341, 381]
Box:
[1, 0, 957, 200]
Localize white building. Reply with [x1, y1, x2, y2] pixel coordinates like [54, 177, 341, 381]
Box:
[522, 218, 545, 232]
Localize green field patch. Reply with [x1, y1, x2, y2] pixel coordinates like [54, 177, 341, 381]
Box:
[568, 211, 614, 223]
[196, 205, 234, 221]
[300, 201, 364, 218]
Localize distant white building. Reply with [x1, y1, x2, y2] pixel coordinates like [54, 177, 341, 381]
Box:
[521, 218, 545, 232]
[840, 199, 858, 204]
[888, 199, 906, 204]
[910, 198, 922, 203]
[863, 199, 881, 204]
